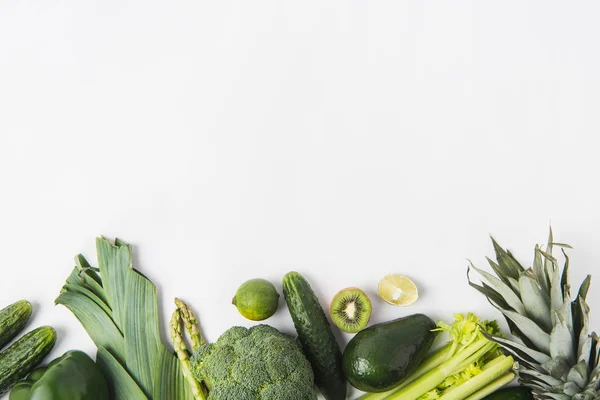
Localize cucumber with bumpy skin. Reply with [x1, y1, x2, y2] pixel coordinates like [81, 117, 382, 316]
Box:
[282, 271, 347, 400]
[0, 300, 32, 350]
[0, 325, 56, 395]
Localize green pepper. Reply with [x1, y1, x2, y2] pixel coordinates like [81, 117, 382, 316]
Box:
[9, 350, 109, 400]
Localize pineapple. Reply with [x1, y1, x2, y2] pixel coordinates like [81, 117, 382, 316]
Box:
[468, 229, 600, 400]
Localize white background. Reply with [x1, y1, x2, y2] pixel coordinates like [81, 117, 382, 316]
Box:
[1, 2, 600, 399]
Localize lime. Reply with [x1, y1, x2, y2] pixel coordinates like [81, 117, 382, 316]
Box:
[232, 278, 280, 321]
[377, 274, 419, 306]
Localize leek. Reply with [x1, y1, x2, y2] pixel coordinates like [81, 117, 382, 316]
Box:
[56, 237, 193, 400]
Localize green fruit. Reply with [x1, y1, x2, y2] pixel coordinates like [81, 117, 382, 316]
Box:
[329, 287, 372, 333]
[483, 387, 534, 400]
[232, 278, 280, 321]
[0, 326, 57, 395]
[0, 300, 32, 350]
[343, 313, 437, 392]
[282, 271, 347, 400]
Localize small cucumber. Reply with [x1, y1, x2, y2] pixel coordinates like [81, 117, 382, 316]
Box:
[0, 300, 32, 350]
[484, 386, 533, 400]
[282, 271, 346, 400]
[0, 326, 57, 395]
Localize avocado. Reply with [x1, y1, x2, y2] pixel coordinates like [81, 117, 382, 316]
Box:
[343, 313, 437, 392]
[483, 386, 533, 400]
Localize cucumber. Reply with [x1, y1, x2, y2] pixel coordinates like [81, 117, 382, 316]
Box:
[282, 271, 346, 400]
[483, 386, 533, 400]
[0, 326, 56, 395]
[0, 300, 32, 350]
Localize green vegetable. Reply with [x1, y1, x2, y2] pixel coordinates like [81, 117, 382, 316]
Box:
[463, 373, 516, 400]
[175, 298, 204, 351]
[343, 313, 437, 392]
[96, 347, 146, 399]
[0, 326, 56, 395]
[189, 324, 318, 400]
[9, 350, 109, 400]
[282, 271, 347, 400]
[359, 313, 514, 400]
[232, 278, 280, 321]
[0, 300, 32, 350]
[481, 386, 533, 400]
[171, 300, 207, 400]
[153, 346, 197, 400]
[55, 237, 193, 400]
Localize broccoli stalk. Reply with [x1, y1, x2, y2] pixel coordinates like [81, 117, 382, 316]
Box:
[170, 306, 208, 400]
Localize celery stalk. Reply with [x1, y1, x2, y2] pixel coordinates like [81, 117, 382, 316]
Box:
[447, 342, 497, 376]
[437, 356, 514, 400]
[407, 343, 454, 385]
[463, 372, 515, 400]
[358, 344, 454, 400]
[360, 314, 506, 400]
[383, 337, 490, 400]
[479, 354, 509, 371]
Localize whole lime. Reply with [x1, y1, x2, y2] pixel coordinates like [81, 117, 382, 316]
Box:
[232, 278, 280, 321]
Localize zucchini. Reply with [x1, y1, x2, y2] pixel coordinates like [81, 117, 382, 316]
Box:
[0, 325, 56, 395]
[282, 271, 347, 400]
[0, 300, 32, 349]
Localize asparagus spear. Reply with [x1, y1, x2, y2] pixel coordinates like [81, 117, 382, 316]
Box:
[170, 308, 207, 400]
[175, 297, 204, 351]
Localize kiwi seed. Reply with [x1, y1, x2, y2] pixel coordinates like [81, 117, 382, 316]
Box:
[329, 287, 372, 333]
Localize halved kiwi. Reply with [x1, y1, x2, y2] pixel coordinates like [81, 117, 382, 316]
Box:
[329, 287, 372, 333]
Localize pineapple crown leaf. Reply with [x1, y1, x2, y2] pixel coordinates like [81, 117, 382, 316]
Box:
[468, 261, 527, 315]
[551, 243, 574, 249]
[578, 276, 592, 303]
[490, 236, 525, 280]
[469, 229, 600, 400]
[485, 330, 551, 365]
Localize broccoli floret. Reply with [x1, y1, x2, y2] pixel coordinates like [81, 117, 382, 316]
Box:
[202, 345, 236, 387]
[231, 358, 270, 391]
[260, 381, 315, 400]
[190, 325, 318, 400]
[216, 326, 249, 347]
[208, 382, 256, 400]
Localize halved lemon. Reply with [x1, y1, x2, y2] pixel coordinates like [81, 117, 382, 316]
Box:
[377, 274, 419, 306]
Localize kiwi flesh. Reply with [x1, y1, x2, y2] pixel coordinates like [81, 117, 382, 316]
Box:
[329, 287, 372, 333]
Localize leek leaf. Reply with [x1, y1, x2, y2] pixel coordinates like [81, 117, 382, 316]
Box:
[96, 237, 132, 331]
[153, 346, 194, 400]
[55, 290, 125, 362]
[97, 346, 147, 400]
[125, 269, 162, 397]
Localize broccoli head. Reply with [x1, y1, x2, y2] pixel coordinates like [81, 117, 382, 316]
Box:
[190, 324, 318, 400]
